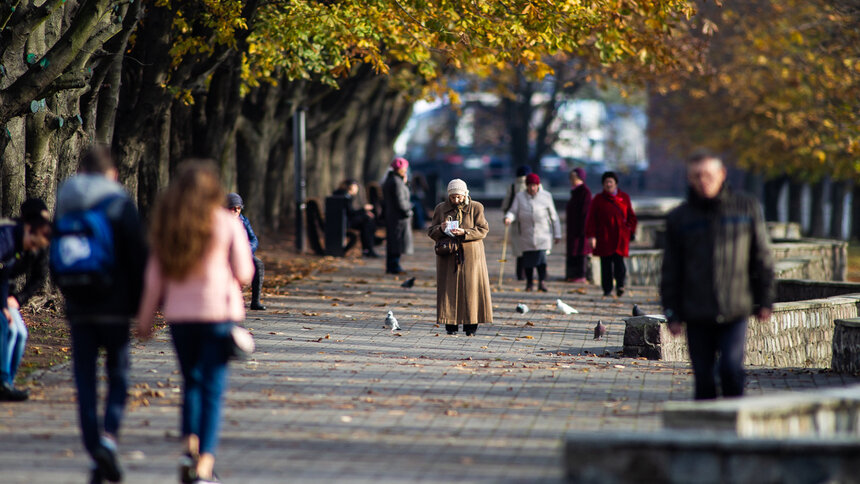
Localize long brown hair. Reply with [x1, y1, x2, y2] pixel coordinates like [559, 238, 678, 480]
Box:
[150, 159, 225, 280]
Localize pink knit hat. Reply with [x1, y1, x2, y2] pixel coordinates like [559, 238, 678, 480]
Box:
[390, 157, 409, 170]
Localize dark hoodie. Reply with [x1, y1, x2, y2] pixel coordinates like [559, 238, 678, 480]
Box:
[660, 185, 775, 325]
[55, 175, 148, 323]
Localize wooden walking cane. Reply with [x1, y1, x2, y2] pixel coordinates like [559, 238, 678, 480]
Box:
[498, 223, 510, 289]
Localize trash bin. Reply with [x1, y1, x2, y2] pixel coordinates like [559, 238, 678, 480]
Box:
[324, 195, 350, 256]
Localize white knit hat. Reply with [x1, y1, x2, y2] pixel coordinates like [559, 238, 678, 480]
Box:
[447, 178, 468, 196]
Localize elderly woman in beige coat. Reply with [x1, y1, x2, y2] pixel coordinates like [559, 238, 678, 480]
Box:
[504, 173, 562, 292]
[428, 179, 493, 336]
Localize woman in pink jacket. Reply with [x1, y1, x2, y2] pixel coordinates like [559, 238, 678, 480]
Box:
[137, 160, 254, 484]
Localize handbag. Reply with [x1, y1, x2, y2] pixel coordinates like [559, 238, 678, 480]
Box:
[435, 237, 458, 256]
[228, 324, 255, 360]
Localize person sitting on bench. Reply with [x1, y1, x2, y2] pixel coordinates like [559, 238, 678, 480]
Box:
[333, 180, 379, 258]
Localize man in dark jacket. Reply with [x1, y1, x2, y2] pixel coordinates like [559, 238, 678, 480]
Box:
[661, 151, 774, 400]
[227, 193, 266, 310]
[0, 199, 52, 401]
[55, 146, 147, 483]
[382, 157, 413, 274]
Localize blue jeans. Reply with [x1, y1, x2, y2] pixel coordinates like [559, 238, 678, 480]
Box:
[1, 307, 28, 385]
[70, 323, 130, 456]
[685, 318, 748, 400]
[170, 322, 231, 456]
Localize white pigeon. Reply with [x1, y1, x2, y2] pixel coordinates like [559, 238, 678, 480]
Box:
[385, 310, 401, 331]
[515, 303, 529, 314]
[556, 299, 578, 315]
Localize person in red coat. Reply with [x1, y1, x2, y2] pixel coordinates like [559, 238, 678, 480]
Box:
[585, 171, 637, 297]
[565, 167, 592, 283]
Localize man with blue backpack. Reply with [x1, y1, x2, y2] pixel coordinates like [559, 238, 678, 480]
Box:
[53, 146, 147, 484]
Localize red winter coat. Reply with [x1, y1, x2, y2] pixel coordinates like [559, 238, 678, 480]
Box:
[585, 190, 637, 257]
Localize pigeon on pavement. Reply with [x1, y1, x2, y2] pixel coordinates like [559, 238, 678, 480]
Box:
[515, 303, 529, 314]
[556, 299, 578, 315]
[632, 304, 645, 316]
[593, 320, 606, 340]
[401, 277, 416, 289]
[385, 310, 401, 331]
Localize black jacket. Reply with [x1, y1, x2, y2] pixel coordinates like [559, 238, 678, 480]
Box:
[382, 171, 413, 257]
[0, 222, 48, 309]
[660, 186, 774, 325]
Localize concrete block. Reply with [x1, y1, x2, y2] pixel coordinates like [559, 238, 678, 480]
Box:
[833, 318, 860, 374]
[564, 431, 860, 484]
[662, 384, 860, 438]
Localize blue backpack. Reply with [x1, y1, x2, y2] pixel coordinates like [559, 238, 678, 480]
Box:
[50, 196, 121, 297]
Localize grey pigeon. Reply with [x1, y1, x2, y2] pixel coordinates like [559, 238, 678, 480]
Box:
[556, 299, 578, 315]
[593, 320, 606, 340]
[515, 303, 529, 314]
[385, 310, 401, 331]
[632, 304, 645, 316]
[401, 277, 416, 289]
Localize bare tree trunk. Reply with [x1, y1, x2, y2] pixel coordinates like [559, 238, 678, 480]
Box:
[830, 180, 849, 239]
[851, 183, 860, 241]
[0, 118, 27, 216]
[25, 112, 59, 206]
[763, 176, 786, 222]
[787, 179, 803, 225]
[504, 68, 533, 174]
[810, 179, 828, 238]
[236, 83, 287, 228]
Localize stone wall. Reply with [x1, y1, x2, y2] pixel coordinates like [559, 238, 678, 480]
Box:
[564, 431, 860, 484]
[623, 295, 860, 368]
[662, 384, 860, 438]
[770, 240, 848, 282]
[625, 250, 662, 287]
[625, 239, 847, 287]
[767, 221, 803, 240]
[777, 279, 860, 303]
[833, 318, 860, 373]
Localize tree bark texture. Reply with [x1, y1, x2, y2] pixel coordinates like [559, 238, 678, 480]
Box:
[810, 179, 829, 238]
[830, 180, 849, 240]
[763, 177, 786, 222]
[787, 179, 803, 226]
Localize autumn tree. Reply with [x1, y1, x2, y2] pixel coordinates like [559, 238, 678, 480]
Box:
[1, 0, 705, 228]
[649, 0, 860, 236]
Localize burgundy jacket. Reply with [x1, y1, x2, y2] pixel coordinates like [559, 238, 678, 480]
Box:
[566, 184, 592, 256]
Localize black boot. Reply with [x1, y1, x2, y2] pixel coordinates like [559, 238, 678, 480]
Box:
[251, 257, 266, 310]
[445, 324, 458, 335]
[0, 381, 28, 401]
[464, 324, 477, 336]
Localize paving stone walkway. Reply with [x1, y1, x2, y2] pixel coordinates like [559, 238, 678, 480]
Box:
[1, 209, 858, 483]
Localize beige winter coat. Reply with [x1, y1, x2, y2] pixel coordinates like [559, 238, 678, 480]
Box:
[505, 189, 562, 252]
[428, 200, 494, 325]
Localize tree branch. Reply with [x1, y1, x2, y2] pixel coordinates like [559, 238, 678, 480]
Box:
[0, 0, 116, 124]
